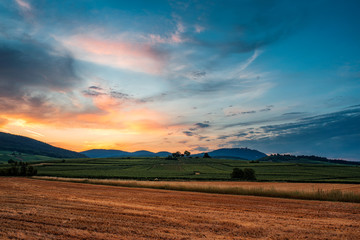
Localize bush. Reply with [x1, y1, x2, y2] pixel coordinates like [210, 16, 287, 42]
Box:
[166, 155, 177, 160]
[230, 167, 256, 180]
[244, 168, 256, 180]
[231, 168, 244, 179]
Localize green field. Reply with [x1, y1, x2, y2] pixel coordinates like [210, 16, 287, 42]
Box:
[0, 151, 59, 164]
[17, 157, 360, 183]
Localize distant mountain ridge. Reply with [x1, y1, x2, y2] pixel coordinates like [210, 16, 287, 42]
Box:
[193, 148, 267, 160]
[259, 154, 360, 165]
[0, 132, 87, 159]
[81, 149, 172, 158]
[81, 147, 267, 160]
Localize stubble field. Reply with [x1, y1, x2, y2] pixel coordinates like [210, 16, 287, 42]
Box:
[1, 177, 360, 239]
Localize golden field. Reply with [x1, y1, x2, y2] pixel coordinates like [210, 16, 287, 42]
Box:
[1, 177, 360, 239]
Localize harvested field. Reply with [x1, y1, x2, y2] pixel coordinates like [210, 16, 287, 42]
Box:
[34, 177, 360, 202]
[35, 176, 360, 193]
[1, 177, 360, 239]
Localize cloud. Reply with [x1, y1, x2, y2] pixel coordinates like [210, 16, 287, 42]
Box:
[224, 105, 273, 117]
[194, 122, 210, 128]
[60, 35, 168, 74]
[217, 132, 248, 140]
[178, 1, 310, 57]
[82, 86, 142, 105]
[0, 118, 9, 127]
[191, 71, 206, 79]
[82, 89, 105, 97]
[282, 112, 306, 116]
[183, 131, 194, 136]
[198, 136, 208, 141]
[260, 105, 274, 112]
[0, 42, 79, 96]
[25, 129, 44, 137]
[241, 111, 256, 115]
[109, 91, 131, 100]
[192, 146, 209, 152]
[227, 106, 360, 160]
[89, 86, 103, 90]
[184, 122, 211, 136]
[15, 0, 31, 11]
[0, 38, 85, 121]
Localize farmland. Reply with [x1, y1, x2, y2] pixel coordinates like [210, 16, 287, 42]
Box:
[35, 176, 360, 202]
[29, 157, 360, 183]
[0, 151, 58, 164]
[1, 177, 360, 239]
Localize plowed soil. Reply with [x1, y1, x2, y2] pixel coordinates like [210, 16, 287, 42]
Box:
[1, 177, 360, 240]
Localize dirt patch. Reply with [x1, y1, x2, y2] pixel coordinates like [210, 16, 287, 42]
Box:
[1, 177, 360, 239]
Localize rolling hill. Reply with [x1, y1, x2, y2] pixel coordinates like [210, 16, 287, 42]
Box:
[81, 149, 172, 158]
[81, 147, 267, 160]
[259, 154, 360, 165]
[0, 132, 86, 159]
[203, 148, 267, 160]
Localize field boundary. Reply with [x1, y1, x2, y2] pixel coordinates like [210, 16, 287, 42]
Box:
[32, 176, 360, 203]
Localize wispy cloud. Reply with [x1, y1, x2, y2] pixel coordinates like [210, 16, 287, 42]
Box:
[25, 129, 44, 137]
[15, 0, 31, 11]
[230, 50, 262, 78]
[226, 106, 360, 160]
[60, 35, 168, 74]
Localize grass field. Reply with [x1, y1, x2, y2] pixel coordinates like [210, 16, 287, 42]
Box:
[0, 151, 58, 164]
[1, 177, 359, 239]
[27, 157, 360, 183]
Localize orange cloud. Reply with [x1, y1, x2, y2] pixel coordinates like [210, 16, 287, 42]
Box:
[61, 35, 167, 74]
[0, 118, 9, 127]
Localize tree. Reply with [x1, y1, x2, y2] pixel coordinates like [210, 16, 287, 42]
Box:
[230, 168, 244, 179]
[244, 168, 256, 180]
[20, 165, 27, 176]
[203, 153, 211, 158]
[184, 150, 191, 157]
[172, 151, 181, 158]
[27, 166, 37, 176]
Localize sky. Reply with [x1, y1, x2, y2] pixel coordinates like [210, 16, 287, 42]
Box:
[0, 0, 359, 160]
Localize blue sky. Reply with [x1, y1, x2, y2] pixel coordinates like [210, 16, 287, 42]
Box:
[0, 0, 359, 160]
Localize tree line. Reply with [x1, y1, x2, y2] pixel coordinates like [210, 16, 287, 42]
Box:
[166, 150, 212, 160]
[0, 160, 37, 176]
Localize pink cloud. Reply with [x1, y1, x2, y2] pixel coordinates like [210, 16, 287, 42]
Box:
[148, 21, 187, 44]
[62, 35, 167, 74]
[15, 0, 31, 11]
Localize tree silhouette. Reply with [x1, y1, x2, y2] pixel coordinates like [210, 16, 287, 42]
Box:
[203, 153, 211, 158]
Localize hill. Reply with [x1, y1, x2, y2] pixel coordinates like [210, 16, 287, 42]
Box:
[82, 148, 266, 160]
[259, 154, 360, 165]
[0, 132, 86, 159]
[203, 148, 267, 160]
[0, 150, 59, 164]
[81, 149, 171, 158]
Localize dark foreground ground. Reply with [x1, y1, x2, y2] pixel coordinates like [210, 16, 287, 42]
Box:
[1, 177, 360, 239]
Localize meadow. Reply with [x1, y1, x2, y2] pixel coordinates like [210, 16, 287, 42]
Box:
[28, 157, 360, 183]
[0, 150, 57, 164]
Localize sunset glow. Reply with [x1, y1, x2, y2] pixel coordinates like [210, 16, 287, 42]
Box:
[1, 0, 359, 159]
